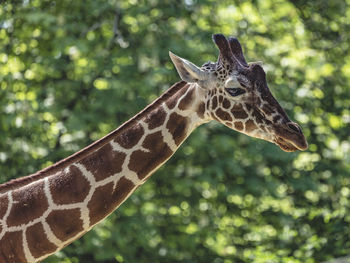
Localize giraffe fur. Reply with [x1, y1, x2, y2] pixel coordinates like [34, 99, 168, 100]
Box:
[0, 34, 307, 262]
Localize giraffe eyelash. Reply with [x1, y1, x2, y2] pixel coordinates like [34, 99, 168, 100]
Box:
[225, 88, 246, 97]
[238, 81, 248, 89]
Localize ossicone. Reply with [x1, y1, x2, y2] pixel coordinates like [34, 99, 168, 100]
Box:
[212, 34, 249, 70]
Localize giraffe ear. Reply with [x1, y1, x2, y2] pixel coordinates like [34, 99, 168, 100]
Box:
[169, 51, 207, 83]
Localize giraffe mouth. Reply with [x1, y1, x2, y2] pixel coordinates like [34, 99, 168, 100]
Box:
[274, 137, 299, 152]
[273, 123, 308, 152]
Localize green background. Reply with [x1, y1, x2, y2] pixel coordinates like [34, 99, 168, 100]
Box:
[1, 0, 350, 262]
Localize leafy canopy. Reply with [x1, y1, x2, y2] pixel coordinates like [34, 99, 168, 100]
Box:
[0, 0, 349, 262]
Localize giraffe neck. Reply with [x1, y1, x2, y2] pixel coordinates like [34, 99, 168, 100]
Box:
[0, 81, 209, 263]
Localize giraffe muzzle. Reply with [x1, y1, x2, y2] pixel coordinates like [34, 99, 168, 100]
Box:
[274, 122, 308, 152]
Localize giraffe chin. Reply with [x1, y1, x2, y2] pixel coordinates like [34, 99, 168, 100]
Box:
[274, 137, 299, 152]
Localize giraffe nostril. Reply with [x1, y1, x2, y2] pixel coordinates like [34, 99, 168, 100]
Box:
[287, 123, 301, 133]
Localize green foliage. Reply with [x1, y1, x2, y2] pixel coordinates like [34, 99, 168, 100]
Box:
[1, 0, 350, 262]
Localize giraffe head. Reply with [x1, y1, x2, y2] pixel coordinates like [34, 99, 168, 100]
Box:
[169, 34, 307, 152]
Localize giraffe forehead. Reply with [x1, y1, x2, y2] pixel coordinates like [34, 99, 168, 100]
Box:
[201, 61, 233, 79]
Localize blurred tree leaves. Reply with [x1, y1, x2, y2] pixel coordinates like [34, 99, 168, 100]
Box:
[0, 0, 350, 262]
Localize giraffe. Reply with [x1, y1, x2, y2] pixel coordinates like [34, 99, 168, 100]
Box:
[0, 34, 307, 262]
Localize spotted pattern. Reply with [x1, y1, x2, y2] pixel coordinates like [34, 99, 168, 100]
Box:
[0, 43, 298, 262]
[0, 83, 206, 263]
[200, 57, 293, 144]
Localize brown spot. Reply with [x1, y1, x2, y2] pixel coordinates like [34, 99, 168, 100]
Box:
[218, 95, 223, 103]
[245, 104, 253, 112]
[27, 222, 57, 258]
[216, 108, 232, 122]
[231, 105, 248, 119]
[245, 120, 258, 132]
[206, 99, 210, 110]
[231, 104, 242, 111]
[49, 165, 90, 205]
[234, 122, 243, 131]
[114, 123, 144, 149]
[7, 181, 48, 227]
[166, 85, 189, 109]
[166, 112, 189, 145]
[79, 143, 126, 182]
[0, 194, 8, 219]
[88, 178, 134, 225]
[262, 104, 274, 115]
[252, 109, 264, 124]
[225, 122, 233, 128]
[144, 106, 166, 129]
[222, 98, 231, 109]
[0, 231, 26, 263]
[197, 102, 205, 119]
[179, 87, 195, 110]
[46, 208, 83, 241]
[273, 115, 282, 123]
[212, 96, 218, 110]
[129, 131, 173, 179]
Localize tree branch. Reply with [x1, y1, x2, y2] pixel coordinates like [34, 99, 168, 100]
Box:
[108, 5, 128, 49]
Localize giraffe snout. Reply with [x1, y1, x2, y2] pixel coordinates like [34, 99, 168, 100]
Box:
[274, 122, 308, 152]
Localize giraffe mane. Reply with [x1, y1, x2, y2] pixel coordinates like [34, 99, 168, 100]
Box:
[0, 81, 188, 194]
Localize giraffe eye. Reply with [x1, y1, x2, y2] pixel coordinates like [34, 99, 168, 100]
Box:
[225, 88, 246, 97]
